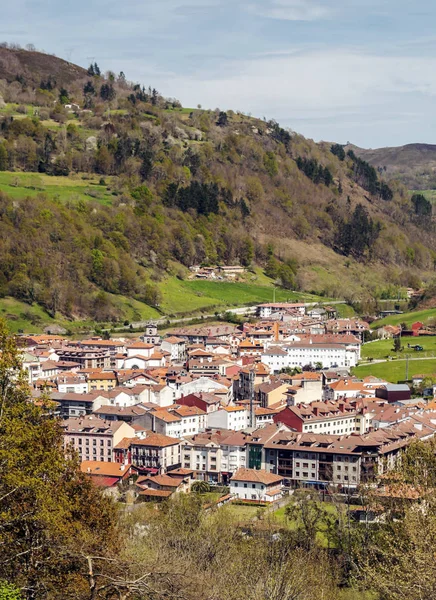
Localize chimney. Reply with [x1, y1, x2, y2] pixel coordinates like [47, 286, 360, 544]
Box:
[120, 464, 125, 471]
[339, 402, 345, 412]
[313, 406, 319, 416]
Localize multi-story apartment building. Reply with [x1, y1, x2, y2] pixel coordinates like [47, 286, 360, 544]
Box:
[181, 430, 235, 483]
[61, 417, 135, 462]
[273, 400, 372, 436]
[114, 433, 181, 473]
[253, 415, 436, 488]
[57, 348, 111, 370]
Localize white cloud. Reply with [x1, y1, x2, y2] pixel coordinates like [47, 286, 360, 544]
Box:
[246, 0, 332, 21]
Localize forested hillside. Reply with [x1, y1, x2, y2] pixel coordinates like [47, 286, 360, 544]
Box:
[0, 44, 435, 324]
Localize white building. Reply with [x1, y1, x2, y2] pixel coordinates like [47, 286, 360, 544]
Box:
[161, 336, 186, 362]
[207, 406, 249, 430]
[57, 375, 88, 394]
[143, 405, 207, 439]
[262, 341, 358, 372]
[230, 468, 283, 502]
[257, 303, 306, 319]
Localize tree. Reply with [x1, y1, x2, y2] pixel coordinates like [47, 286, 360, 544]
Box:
[362, 439, 436, 599]
[191, 480, 210, 494]
[330, 143, 345, 161]
[0, 581, 21, 600]
[411, 193, 432, 217]
[0, 320, 119, 599]
[100, 83, 116, 102]
[285, 491, 332, 550]
[393, 336, 401, 352]
[239, 238, 254, 267]
[83, 80, 95, 95]
[217, 111, 228, 127]
[0, 144, 7, 171]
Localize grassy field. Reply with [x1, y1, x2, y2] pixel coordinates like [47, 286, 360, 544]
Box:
[362, 336, 436, 360]
[223, 503, 266, 524]
[157, 277, 330, 316]
[370, 308, 436, 329]
[353, 358, 436, 382]
[0, 172, 115, 205]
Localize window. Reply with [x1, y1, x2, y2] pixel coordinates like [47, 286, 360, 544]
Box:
[252, 484, 256, 488]
[234, 482, 238, 487]
[244, 483, 248, 488]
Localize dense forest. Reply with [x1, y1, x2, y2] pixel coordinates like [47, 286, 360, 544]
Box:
[0, 321, 435, 600]
[0, 45, 435, 322]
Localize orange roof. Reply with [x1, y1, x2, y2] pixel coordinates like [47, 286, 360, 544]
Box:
[231, 468, 283, 485]
[87, 371, 117, 380]
[80, 461, 133, 477]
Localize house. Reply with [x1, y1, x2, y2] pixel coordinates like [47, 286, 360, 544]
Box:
[57, 374, 88, 394]
[230, 468, 283, 502]
[87, 370, 118, 392]
[81, 461, 137, 495]
[136, 473, 190, 500]
[113, 432, 181, 473]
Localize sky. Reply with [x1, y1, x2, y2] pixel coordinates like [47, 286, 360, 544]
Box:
[2, 0, 436, 147]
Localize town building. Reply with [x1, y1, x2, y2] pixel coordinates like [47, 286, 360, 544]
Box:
[230, 468, 283, 502]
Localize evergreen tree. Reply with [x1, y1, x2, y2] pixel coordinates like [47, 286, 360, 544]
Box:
[411, 193, 432, 216]
[330, 143, 345, 161]
[0, 144, 7, 171]
[217, 111, 228, 127]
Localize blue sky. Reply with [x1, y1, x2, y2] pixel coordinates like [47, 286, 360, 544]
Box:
[2, 0, 436, 147]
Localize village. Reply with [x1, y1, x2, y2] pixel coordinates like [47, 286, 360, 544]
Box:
[15, 300, 436, 514]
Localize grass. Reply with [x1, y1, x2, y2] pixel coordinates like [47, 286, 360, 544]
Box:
[156, 276, 331, 316]
[370, 308, 436, 329]
[352, 358, 436, 382]
[0, 297, 56, 333]
[0, 172, 115, 206]
[362, 336, 436, 360]
[223, 504, 265, 524]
